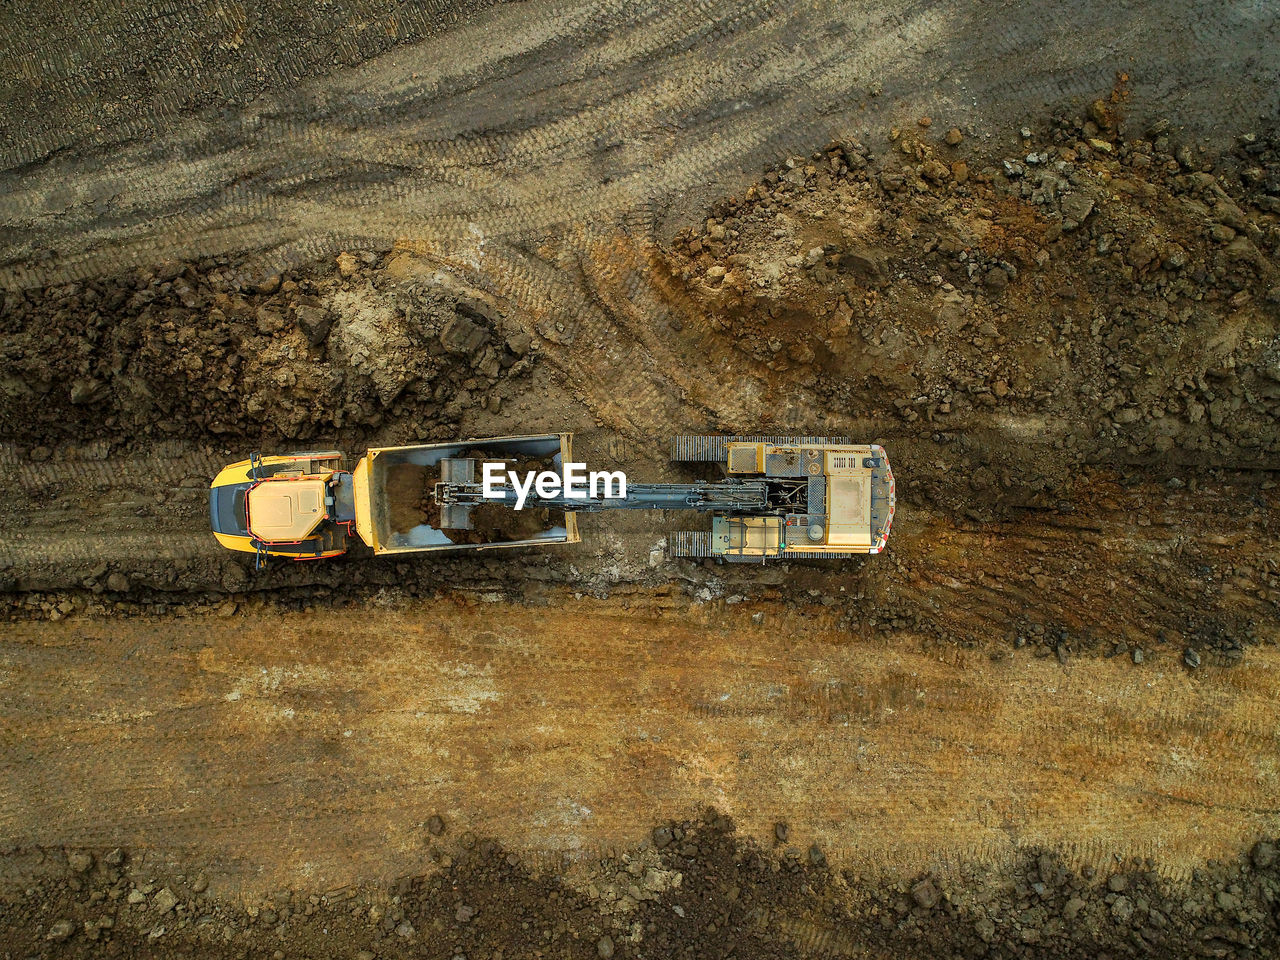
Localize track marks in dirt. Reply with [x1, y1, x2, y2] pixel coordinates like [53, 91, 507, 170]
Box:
[0, 443, 226, 578]
[1, 598, 1277, 895]
[5, 1, 1279, 288]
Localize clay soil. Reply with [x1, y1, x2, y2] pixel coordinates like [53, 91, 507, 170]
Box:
[2, 2, 1280, 958]
[385, 462, 440, 535]
[384, 459, 561, 543]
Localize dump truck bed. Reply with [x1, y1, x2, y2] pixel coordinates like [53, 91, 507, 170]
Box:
[351, 434, 580, 555]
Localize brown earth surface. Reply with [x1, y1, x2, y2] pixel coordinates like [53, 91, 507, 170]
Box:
[2, 0, 1280, 957]
[2, 596, 1280, 958]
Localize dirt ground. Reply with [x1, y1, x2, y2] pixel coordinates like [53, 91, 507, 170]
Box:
[2, 1, 1280, 957]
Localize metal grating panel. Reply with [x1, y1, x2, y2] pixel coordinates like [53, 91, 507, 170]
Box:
[668, 531, 713, 558]
[779, 549, 872, 558]
[806, 475, 826, 514]
[728, 446, 759, 472]
[765, 450, 803, 476]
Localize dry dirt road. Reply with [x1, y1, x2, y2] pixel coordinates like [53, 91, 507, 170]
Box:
[3, 595, 1277, 891]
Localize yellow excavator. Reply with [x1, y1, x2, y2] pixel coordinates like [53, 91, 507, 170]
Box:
[209, 434, 894, 568]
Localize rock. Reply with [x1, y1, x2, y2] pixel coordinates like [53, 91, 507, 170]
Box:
[45, 919, 76, 942]
[128, 889, 146, 904]
[427, 814, 446, 837]
[975, 916, 996, 942]
[945, 127, 963, 146]
[455, 904, 475, 922]
[1216, 891, 1238, 910]
[597, 935, 615, 959]
[104, 848, 125, 867]
[983, 267, 1009, 292]
[70, 378, 106, 405]
[950, 160, 969, 184]
[1126, 239, 1159, 270]
[192, 877, 208, 894]
[774, 821, 789, 843]
[440, 314, 488, 355]
[1132, 648, 1144, 665]
[106, 573, 130, 592]
[67, 850, 94, 873]
[1088, 99, 1113, 129]
[356, 952, 376, 960]
[506, 329, 532, 356]
[336, 252, 359, 278]
[706, 265, 726, 282]
[1213, 199, 1248, 230]
[1063, 897, 1086, 920]
[153, 888, 178, 914]
[1251, 841, 1276, 869]
[1060, 193, 1095, 228]
[911, 878, 939, 909]
[1110, 895, 1134, 924]
[992, 380, 1009, 398]
[255, 306, 287, 335]
[395, 921, 415, 938]
[29, 445, 51, 462]
[1208, 223, 1237, 243]
[921, 159, 951, 183]
[808, 843, 826, 867]
[1183, 647, 1201, 669]
[1037, 853, 1056, 885]
[1225, 235, 1258, 263]
[295, 306, 333, 346]
[1108, 874, 1128, 892]
[652, 825, 674, 849]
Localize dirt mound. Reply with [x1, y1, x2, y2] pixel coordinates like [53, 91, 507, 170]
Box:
[3, 815, 1279, 959]
[445, 501, 563, 544]
[383, 458, 564, 543]
[385, 462, 439, 535]
[665, 117, 1280, 524]
[0, 258, 536, 447]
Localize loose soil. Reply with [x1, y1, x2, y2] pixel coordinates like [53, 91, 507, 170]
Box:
[385, 462, 440, 535]
[383, 458, 563, 543]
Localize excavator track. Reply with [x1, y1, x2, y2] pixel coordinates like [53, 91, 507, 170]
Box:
[669, 435, 852, 463]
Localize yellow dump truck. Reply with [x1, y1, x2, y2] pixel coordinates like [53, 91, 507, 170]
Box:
[209, 434, 579, 567]
[210, 433, 893, 567]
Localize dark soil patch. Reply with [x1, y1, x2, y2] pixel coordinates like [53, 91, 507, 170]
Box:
[385, 462, 439, 534]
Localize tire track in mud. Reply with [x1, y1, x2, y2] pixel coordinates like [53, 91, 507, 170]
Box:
[2, 601, 1277, 893]
[3, 0, 1278, 288]
[0, 444, 227, 577]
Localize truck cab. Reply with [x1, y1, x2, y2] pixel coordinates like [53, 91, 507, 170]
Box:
[209, 452, 357, 565]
